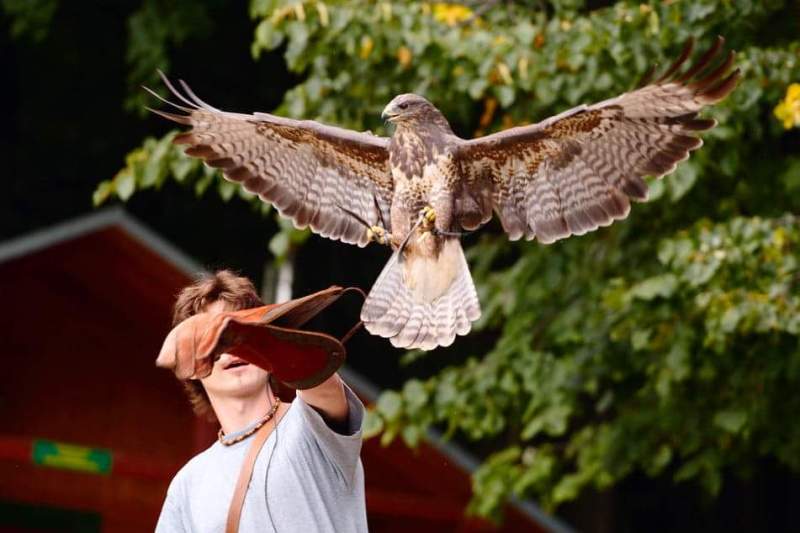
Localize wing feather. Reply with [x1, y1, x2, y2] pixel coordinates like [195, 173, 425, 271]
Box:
[454, 37, 739, 243]
[150, 77, 393, 247]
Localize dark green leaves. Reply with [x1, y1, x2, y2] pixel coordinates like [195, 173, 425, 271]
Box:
[97, 0, 800, 520]
[1, 0, 58, 42]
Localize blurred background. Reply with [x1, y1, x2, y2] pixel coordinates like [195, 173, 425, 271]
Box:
[1, 1, 799, 532]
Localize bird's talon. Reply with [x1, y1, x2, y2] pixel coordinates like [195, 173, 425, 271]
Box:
[421, 206, 436, 224]
[367, 226, 387, 245]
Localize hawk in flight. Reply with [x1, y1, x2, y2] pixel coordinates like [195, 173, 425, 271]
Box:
[150, 37, 739, 351]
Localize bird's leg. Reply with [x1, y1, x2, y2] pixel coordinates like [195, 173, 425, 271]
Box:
[373, 196, 388, 230]
[415, 205, 437, 244]
[334, 202, 391, 247]
[367, 196, 392, 246]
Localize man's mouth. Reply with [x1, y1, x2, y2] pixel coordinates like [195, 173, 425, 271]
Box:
[223, 358, 250, 370]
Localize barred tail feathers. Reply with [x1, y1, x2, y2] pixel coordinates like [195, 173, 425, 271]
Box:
[361, 239, 480, 350]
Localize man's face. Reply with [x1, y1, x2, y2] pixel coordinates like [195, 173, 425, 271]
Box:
[198, 300, 270, 401]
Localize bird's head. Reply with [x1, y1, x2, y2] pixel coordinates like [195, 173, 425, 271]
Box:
[382, 94, 441, 125]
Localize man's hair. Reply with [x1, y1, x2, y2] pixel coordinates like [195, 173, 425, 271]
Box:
[172, 270, 263, 422]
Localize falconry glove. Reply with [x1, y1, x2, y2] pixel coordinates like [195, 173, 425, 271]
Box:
[156, 286, 364, 389]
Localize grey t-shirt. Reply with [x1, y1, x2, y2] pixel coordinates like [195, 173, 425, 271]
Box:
[155, 385, 367, 532]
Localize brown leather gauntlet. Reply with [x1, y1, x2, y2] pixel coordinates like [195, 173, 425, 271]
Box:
[156, 286, 363, 389]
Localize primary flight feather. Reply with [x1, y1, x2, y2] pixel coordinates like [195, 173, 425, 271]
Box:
[150, 37, 739, 351]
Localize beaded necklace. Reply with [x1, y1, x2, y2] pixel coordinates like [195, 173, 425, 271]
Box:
[217, 398, 281, 446]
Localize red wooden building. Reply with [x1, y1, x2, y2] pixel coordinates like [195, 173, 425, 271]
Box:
[0, 209, 569, 532]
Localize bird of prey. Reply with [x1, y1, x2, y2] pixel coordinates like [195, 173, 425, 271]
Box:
[149, 37, 739, 351]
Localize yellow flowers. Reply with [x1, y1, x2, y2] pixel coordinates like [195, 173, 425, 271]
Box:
[269, 1, 327, 26]
[378, 1, 393, 21]
[774, 83, 800, 130]
[492, 35, 509, 47]
[432, 3, 473, 27]
[517, 56, 529, 81]
[495, 62, 513, 85]
[487, 62, 512, 85]
[773, 227, 787, 249]
[360, 36, 374, 59]
[479, 97, 497, 128]
[397, 46, 412, 69]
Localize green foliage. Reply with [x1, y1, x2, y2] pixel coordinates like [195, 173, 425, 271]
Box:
[92, 130, 310, 263]
[238, 0, 797, 519]
[94, 131, 224, 205]
[269, 216, 312, 264]
[246, 0, 795, 138]
[125, 0, 216, 114]
[95, 0, 800, 520]
[92, 132, 312, 263]
[374, 215, 800, 515]
[1, 0, 58, 42]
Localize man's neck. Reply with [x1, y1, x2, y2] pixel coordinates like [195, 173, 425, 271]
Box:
[213, 387, 276, 436]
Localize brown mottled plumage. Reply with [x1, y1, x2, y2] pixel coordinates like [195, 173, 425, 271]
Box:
[150, 37, 739, 350]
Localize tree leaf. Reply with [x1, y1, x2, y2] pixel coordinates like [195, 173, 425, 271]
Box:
[713, 410, 747, 433]
[629, 274, 678, 300]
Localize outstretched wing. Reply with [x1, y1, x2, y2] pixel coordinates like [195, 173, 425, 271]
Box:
[455, 37, 740, 243]
[149, 75, 393, 247]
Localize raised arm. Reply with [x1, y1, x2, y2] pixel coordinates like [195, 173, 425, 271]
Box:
[296, 373, 349, 426]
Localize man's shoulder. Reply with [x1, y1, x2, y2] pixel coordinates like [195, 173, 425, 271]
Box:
[168, 442, 222, 492]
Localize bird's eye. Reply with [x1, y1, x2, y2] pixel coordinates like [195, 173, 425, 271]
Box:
[398, 102, 409, 110]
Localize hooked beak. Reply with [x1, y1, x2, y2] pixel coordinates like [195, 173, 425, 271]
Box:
[381, 104, 397, 121]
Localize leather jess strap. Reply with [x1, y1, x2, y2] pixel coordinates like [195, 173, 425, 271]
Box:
[337, 287, 367, 345]
[225, 420, 276, 533]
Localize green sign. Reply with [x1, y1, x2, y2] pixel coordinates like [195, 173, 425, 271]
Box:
[31, 440, 112, 475]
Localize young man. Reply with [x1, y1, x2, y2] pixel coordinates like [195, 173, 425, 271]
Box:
[155, 270, 368, 532]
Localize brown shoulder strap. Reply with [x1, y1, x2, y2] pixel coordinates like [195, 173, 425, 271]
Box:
[225, 419, 275, 533]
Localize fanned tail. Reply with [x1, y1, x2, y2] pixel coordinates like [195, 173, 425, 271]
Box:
[361, 239, 480, 350]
